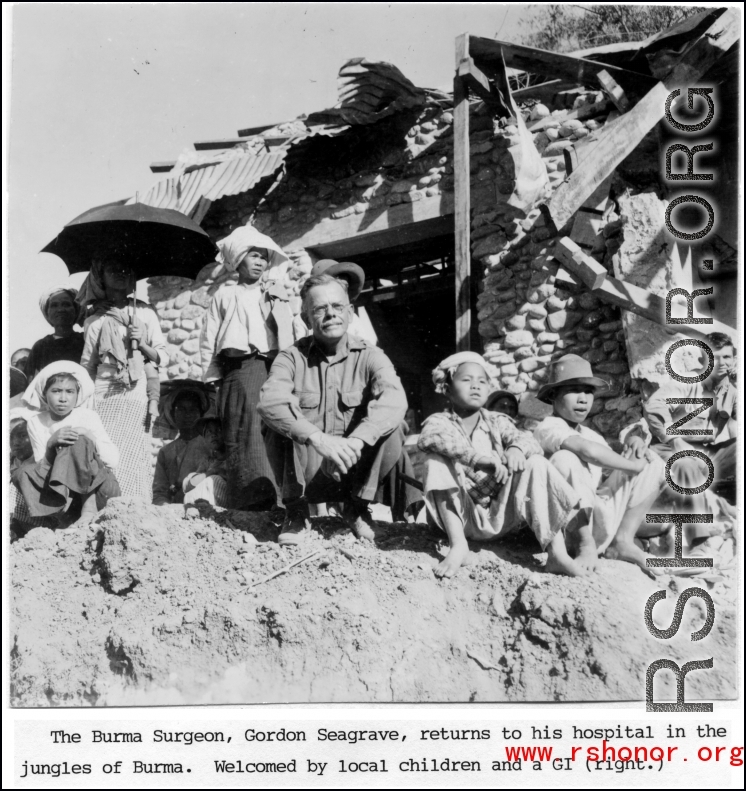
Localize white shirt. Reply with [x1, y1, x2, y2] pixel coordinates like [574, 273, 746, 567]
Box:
[26, 408, 119, 470]
[534, 415, 610, 490]
[200, 283, 280, 382]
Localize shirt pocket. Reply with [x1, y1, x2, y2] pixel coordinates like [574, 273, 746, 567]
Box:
[297, 391, 321, 413]
[340, 389, 365, 431]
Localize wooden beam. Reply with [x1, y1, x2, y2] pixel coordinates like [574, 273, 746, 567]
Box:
[554, 238, 608, 290]
[569, 175, 612, 251]
[468, 36, 656, 93]
[543, 9, 739, 232]
[597, 68, 630, 112]
[271, 191, 454, 252]
[454, 33, 472, 352]
[555, 236, 736, 336]
[457, 57, 494, 105]
[193, 138, 250, 151]
[236, 123, 277, 137]
[512, 79, 578, 103]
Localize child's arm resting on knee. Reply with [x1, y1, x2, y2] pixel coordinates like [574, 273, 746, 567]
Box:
[560, 435, 645, 474]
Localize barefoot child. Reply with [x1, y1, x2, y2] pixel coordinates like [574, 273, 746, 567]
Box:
[533, 354, 665, 575]
[418, 352, 594, 578]
[15, 362, 121, 527]
[152, 386, 212, 506]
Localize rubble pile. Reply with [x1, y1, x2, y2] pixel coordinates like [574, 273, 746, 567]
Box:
[11, 499, 736, 706]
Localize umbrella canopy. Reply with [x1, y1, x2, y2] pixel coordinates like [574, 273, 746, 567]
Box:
[41, 202, 218, 280]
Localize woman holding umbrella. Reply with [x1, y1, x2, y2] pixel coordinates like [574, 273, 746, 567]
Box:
[77, 257, 168, 500]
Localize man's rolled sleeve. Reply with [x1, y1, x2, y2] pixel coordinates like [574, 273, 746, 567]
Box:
[257, 350, 317, 442]
[348, 350, 407, 446]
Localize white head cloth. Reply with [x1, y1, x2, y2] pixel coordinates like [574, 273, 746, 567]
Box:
[216, 226, 290, 279]
[432, 351, 497, 394]
[38, 286, 78, 323]
[22, 360, 96, 411]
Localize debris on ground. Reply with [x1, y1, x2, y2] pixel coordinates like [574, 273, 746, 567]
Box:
[10, 498, 737, 706]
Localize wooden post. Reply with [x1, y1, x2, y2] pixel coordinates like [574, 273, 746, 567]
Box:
[454, 33, 471, 351]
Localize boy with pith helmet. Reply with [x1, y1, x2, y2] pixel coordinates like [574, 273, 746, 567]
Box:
[533, 354, 666, 576]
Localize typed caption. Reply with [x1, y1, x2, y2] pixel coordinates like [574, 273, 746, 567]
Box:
[11, 718, 744, 788]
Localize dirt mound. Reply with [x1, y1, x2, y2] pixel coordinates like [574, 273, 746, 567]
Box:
[11, 498, 737, 706]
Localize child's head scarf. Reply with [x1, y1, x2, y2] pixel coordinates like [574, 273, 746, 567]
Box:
[216, 226, 290, 278]
[22, 361, 96, 411]
[432, 352, 497, 395]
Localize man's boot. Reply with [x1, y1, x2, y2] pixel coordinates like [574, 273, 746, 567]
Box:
[278, 499, 311, 546]
[344, 498, 376, 542]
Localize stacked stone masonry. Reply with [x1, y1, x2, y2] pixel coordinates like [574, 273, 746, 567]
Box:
[148, 90, 655, 456]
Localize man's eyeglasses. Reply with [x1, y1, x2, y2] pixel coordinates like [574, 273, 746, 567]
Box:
[310, 302, 350, 319]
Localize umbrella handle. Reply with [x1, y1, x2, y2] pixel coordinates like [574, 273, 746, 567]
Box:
[131, 293, 139, 351]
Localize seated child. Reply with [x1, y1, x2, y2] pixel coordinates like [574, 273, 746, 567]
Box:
[9, 419, 48, 532]
[418, 352, 595, 579]
[152, 387, 212, 505]
[182, 417, 229, 508]
[485, 389, 519, 420]
[15, 362, 121, 527]
[533, 354, 665, 576]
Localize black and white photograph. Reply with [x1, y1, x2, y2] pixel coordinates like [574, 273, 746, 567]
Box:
[5, 1, 740, 721]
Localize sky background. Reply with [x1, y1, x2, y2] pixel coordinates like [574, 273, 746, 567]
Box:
[6, 3, 530, 353]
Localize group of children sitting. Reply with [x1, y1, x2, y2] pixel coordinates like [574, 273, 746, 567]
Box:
[8, 347, 726, 580]
[10, 364, 228, 531]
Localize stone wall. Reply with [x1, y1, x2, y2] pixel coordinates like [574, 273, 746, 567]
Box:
[146, 92, 670, 449]
[475, 97, 643, 442]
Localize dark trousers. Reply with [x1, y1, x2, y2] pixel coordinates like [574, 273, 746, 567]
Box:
[13, 436, 121, 518]
[263, 425, 422, 519]
[218, 355, 280, 509]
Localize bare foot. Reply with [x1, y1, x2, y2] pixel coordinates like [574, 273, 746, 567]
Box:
[434, 539, 470, 578]
[545, 551, 587, 577]
[574, 524, 598, 573]
[605, 539, 663, 579]
[545, 533, 588, 577]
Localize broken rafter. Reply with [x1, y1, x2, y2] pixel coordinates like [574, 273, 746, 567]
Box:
[543, 9, 739, 232]
[596, 69, 630, 113]
[468, 36, 656, 95]
[554, 238, 736, 338]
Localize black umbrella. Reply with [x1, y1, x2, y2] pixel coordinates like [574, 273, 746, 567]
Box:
[41, 201, 218, 280]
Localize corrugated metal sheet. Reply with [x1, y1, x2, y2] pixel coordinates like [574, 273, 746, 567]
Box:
[130, 125, 349, 220]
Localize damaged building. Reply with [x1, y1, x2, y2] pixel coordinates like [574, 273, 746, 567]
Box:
[133, 8, 738, 452]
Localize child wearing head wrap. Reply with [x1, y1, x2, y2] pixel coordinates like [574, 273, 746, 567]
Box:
[417, 352, 594, 578]
[199, 225, 291, 510]
[152, 385, 215, 506]
[24, 287, 86, 379]
[13, 362, 121, 527]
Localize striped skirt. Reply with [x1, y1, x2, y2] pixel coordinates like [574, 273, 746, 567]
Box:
[94, 376, 153, 501]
